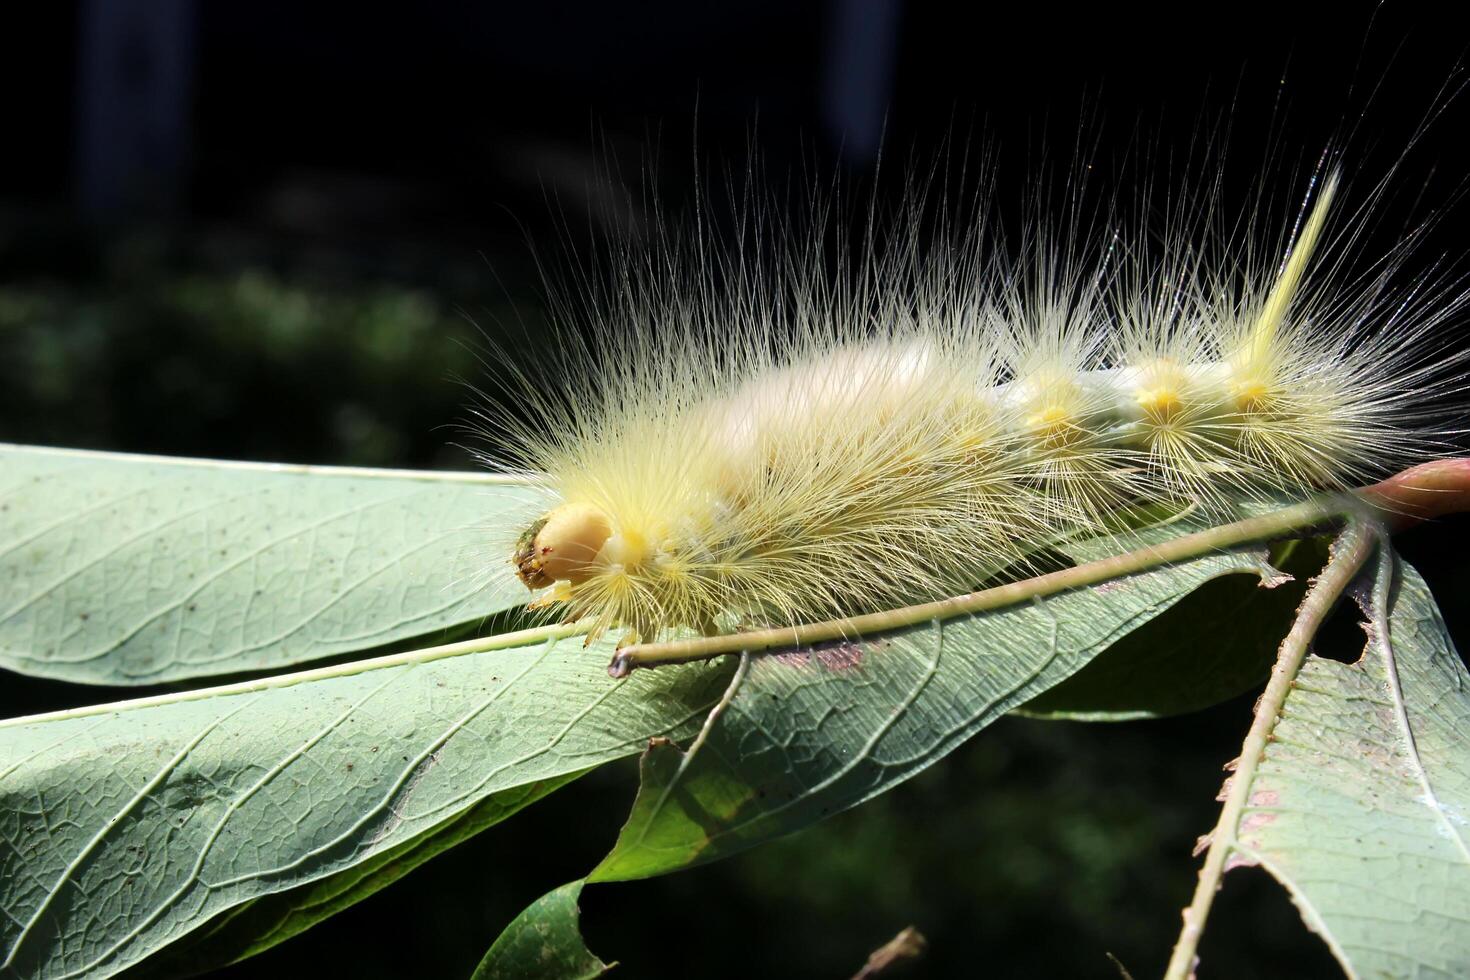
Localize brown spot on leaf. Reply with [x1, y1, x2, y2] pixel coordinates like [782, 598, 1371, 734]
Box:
[813, 639, 869, 671]
[774, 638, 882, 671]
[1240, 811, 1277, 832]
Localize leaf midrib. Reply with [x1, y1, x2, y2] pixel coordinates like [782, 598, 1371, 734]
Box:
[1370, 559, 1470, 868]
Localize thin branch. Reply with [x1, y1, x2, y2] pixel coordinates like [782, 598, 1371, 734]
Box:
[851, 926, 927, 980]
[1162, 519, 1379, 980]
[611, 456, 1470, 677]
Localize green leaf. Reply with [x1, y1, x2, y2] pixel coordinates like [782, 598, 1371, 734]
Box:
[0, 444, 544, 685]
[132, 771, 586, 978]
[590, 533, 1282, 882]
[472, 881, 611, 980]
[1229, 547, 1470, 976]
[0, 633, 734, 979]
[0, 457, 1345, 979]
[1020, 538, 1325, 721]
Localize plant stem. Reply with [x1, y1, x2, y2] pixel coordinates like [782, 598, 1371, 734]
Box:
[1162, 519, 1378, 980]
[609, 494, 1350, 677]
[614, 453, 1470, 677]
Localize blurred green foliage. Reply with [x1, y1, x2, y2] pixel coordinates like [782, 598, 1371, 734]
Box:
[0, 224, 522, 469]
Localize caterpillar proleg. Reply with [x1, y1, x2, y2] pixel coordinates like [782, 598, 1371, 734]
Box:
[478, 149, 1467, 659]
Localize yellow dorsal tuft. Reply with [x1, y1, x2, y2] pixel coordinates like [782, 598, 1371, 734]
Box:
[1136, 386, 1183, 421]
[1244, 170, 1340, 368]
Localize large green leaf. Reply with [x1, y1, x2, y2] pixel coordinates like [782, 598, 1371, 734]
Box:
[1230, 548, 1470, 976]
[0, 444, 542, 685]
[588, 527, 1282, 881]
[0, 446, 1341, 979]
[0, 633, 734, 979]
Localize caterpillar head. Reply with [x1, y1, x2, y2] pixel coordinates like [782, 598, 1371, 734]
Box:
[513, 502, 613, 590]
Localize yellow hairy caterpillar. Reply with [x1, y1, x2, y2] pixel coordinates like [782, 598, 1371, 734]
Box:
[478, 153, 1465, 665]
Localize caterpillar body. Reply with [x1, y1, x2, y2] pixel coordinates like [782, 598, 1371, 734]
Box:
[483, 158, 1465, 653]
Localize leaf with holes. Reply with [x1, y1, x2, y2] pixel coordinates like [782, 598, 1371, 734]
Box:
[1225, 547, 1470, 977]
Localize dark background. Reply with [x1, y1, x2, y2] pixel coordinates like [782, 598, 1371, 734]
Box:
[4, 3, 1470, 978]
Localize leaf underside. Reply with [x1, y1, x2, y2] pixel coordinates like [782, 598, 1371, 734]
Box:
[0, 637, 732, 979]
[1232, 548, 1470, 977]
[1021, 538, 1324, 721]
[591, 519, 1281, 882]
[19, 445, 1458, 979]
[0, 445, 543, 685]
[130, 771, 586, 979]
[1, 500, 1282, 978]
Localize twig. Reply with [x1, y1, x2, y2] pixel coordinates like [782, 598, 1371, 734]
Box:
[1104, 951, 1137, 979]
[1162, 519, 1379, 980]
[612, 457, 1470, 677]
[609, 495, 1346, 676]
[851, 926, 927, 980]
